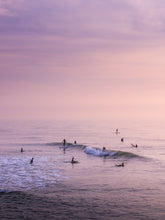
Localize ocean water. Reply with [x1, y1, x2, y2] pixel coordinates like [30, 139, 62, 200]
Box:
[0, 118, 165, 219]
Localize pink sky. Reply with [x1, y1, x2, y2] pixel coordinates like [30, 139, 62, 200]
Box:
[0, 0, 165, 120]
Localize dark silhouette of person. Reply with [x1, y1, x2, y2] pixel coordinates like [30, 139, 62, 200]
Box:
[103, 147, 106, 151]
[71, 157, 78, 164]
[116, 162, 124, 167]
[30, 158, 34, 164]
[63, 139, 66, 146]
[71, 157, 75, 163]
[131, 144, 138, 148]
[21, 147, 24, 152]
[121, 137, 124, 142]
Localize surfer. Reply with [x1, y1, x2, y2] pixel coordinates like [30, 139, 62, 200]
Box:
[71, 157, 78, 164]
[116, 162, 124, 167]
[102, 147, 106, 151]
[63, 139, 66, 146]
[131, 144, 138, 148]
[71, 157, 74, 163]
[21, 147, 24, 152]
[30, 158, 34, 164]
[121, 137, 124, 142]
[115, 129, 119, 134]
[74, 140, 77, 144]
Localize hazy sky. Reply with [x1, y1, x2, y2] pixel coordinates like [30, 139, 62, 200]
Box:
[1, 0, 165, 120]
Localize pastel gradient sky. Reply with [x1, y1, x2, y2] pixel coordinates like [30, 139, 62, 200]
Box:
[1, 0, 165, 120]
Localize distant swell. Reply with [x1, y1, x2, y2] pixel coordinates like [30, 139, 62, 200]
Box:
[46, 142, 63, 146]
[113, 150, 139, 158]
[47, 142, 86, 149]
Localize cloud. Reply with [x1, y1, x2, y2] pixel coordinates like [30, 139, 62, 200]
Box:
[0, 0, 164, 37]
[0, 0, 165, 45]
[1, 0, 165, 85]
[0, 0, 25, 16]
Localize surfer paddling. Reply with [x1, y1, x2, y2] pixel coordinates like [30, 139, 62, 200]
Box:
[131, 144, 138, 148]
[115, 162, 124, 167]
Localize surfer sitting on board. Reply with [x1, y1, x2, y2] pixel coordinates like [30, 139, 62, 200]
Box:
[71, 157, 79, 164]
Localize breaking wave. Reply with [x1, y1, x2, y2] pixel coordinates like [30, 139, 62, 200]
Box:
[84, 147, 109, 156]
[47, 142, 142, 159]
[84, 146, 140, 159]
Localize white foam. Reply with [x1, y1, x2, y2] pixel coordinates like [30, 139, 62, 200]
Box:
[84, 147, 109, 157]
[0, 156, 63, 191]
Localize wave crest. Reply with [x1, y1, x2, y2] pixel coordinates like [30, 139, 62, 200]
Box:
[84, 147, 139, 159]
[84, 147, 109, 157]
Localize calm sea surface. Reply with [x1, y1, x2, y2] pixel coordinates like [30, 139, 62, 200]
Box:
[0, 118, 165, 219]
